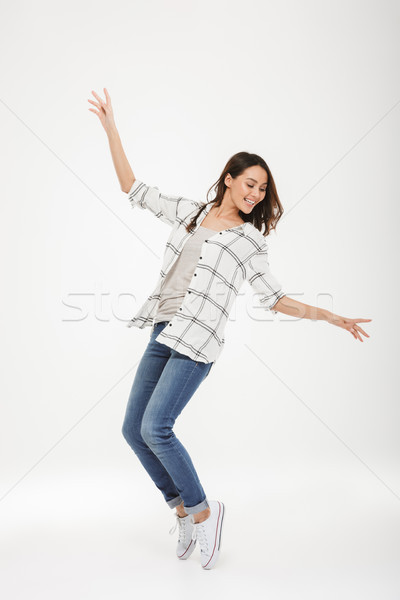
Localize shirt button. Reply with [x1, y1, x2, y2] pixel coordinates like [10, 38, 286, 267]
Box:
[169, 323, 172, 326]
[199, 256, 202, 259]
[188, 291, 191, 294]
[179, 307, 182, 310]
[219, 232, 222, 234]
[194, 273, 197, 276]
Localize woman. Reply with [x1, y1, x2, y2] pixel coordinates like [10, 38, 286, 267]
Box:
[88, 88, 372, 570]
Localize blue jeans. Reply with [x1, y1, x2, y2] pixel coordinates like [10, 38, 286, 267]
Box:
[122, 321, 214, 515]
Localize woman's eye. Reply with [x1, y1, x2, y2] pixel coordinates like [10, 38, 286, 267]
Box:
[247, 184, 266, 192]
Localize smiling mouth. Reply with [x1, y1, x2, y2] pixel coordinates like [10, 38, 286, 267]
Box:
[244, 198, 255, 206]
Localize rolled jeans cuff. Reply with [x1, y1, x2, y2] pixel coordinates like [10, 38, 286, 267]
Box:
[167, 495, 183, 509]
[183, 497, 210, 515]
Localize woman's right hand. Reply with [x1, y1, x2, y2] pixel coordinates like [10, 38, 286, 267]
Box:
[329, 314, 372, 342]
[88, 88, 116, 135]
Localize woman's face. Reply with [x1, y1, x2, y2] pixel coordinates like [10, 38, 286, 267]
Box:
[225, 166, 268, 214]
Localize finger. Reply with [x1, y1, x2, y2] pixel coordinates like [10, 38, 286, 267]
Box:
[104, 87, 111, 103]
[354, 325, 369, 337]
[88, 99, 100, 108]
[92, 90, 105, 106]
[355, 319, 372, 323]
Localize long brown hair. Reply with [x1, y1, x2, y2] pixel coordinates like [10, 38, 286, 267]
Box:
[185, 151, 284, 237]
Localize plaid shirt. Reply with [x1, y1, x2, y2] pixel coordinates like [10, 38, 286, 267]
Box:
[125, 179, 286, 364]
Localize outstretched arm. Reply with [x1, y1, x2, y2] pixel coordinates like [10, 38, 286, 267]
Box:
[88, 88, 198, 227]
[272, 296, 372, 342]
[88, 88, 134, 192]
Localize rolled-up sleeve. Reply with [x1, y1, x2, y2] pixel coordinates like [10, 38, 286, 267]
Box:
[245, 244, 286, 314]
[127, 179, 184, 227]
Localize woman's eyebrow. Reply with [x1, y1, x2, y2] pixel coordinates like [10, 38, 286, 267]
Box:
[246, 177, 268, 185]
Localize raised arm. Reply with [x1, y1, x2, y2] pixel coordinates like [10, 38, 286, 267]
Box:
[88, 88, 201, 227]
[108, 128, 135, 193]
[88, 88, 135, 192]
[273, 295, 372, 342]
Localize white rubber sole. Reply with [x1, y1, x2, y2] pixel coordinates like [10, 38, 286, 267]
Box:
[177, 538, 197, 560]
[202, 501, 225, 570]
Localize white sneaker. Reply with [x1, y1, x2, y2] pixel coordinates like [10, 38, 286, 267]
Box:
[169, 513, 197, 560]
[190, 500, 225, 570]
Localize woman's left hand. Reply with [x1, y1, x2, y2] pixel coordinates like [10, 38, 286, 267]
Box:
[329, 315, 372, 342]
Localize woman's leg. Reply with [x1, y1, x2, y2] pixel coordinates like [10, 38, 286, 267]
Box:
[122, 322, 184, 509]
[140, 348, 213, 516]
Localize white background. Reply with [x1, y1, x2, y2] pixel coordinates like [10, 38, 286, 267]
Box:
[0, 0, 399, 597]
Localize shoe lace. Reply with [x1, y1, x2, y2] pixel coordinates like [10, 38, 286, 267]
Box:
[169, 515, 186, 543]
[191, 519, 209, 553]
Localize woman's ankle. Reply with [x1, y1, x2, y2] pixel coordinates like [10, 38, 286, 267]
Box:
[193, 507, 211, 523]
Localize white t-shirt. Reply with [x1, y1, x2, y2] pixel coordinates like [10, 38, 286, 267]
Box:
[154, 225, 216, 324]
